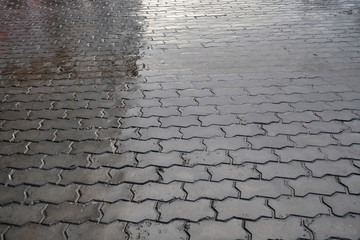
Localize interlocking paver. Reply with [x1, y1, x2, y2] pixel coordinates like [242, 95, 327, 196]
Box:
[0, 185, 27, 205]
[185, 180, 237, 201]
[324, 194, 360, 216]
[160, 138, 205, 152]
[320, 145, 360, 160]
[137, 152, 183, 167]
[67, 222, 127, 240]
[0, 204, 45, 225]
[27, 184, 78, 204]
[339, 175, 360, 194]
[60, 168, 110, 185]
[5, 223, 65, 240]
[90, 153, 137, 168]
[160, 165, 209, 183]
[263, 122, 308, 136]
[278, 111, 320, 123]
[0, 154, 42, 169]
[229, 149, 277, 164]
[204, 136, 247, 151]
[132, 182, 184, 202]
[257, 162, 309, 180]
[222, 124, 264, 137]
[208, 163, 259, 182]
[236, 178, 291, 199]
[290, 133, 337, 148]
[128, 221, 186, 240]
[79, 184, 132, 203]
[10, 168, 61, 186]
[160, 116, 200, 127]
[305, 159, 360, 177]
[139, 127, 181, 140]
[248, 135, 293, 150]
[275, 147, 324, 163]
[181, 126, 223, 139]
[183, 150, 230, 166]
[109, 166, 159, 184]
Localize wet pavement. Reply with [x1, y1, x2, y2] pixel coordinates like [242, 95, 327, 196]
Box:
[0, 0, 360, 239]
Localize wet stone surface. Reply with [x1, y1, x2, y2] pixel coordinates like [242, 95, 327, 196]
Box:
[1, 0, 360, 239]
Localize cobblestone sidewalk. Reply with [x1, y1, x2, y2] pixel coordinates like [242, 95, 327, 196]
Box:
[1, 0, 360, 239]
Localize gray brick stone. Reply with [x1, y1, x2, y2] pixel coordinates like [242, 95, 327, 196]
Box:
[188, 219, 247, 240]
[160, 138, 205, 152]
[305, 159, 359, 177]
[90, 153, 136, 168]
[44, 202, 101, 224]
[27, 184, 78, 204]
[247, 86, 283, 95]
[303, 121, 348, 134]
[161, 97, 197, 107]
[5, 223, 65, 240]
[128, 221, 186, 240]
[320, 145, 360, 160]
[291, 101, 330, 112]
[132, 182, 184, 202]
[10, 168, 61, 186]
[110, 167, 159, 184]
[120, 117, 159, 128]
[72, 140, 115, 154]
[333, 132, 360, 145]
[117, 139, 160, 153]
[344, 120, 360, 132]
[340, 175, 360, 194]
[101, 201, 157, 223]
[79, 184, 132, 203]
[29, 109, 66, 120]
[2, 119, 42, 130]
[290, 133, 337, 147]
[67, 222, 127, 240]
[27, 141, 72, 155]
[0, 155, 42, 169]
[0, 111, 28, 121]
[82, 118, 119, 129]
[268, 195, 329, 218]
[97, 128, 138, 140]
[139, 127, 181, 140]
[0, 169, 11, 184]
[0, 185, 26, 205]
[16, 130, 57, 142]
[56, 129, 97, 141]
[230, 149, 277, 165]
[275, 147, 324, 163]
[60, 168, 110, 185]
[0, 204, 45, 225]
[179, 89, 212, 98]
[160, 165, 208, 183]
[247, 217, 310, 240]
[288, 176, 345, 197]
[160, 116, 200, 127]
[257, 162, 309, 180]
[278, 111, 320, 123]
[263, 122, 308, 136]
[181, 126, 223, 139]
[306, 215, 360, 239]
[0, 130, 14, 141]
[212, 87, 247, 96]
[208, 163, 259, 181]
[316, 110, 359, 121]
[142, 106, 179, 117]
[159, 199, 213, 222]
[324, 194, 360, 216]
[204, 136, 247, 151]
[0, 142, 27, 155]
[196, 96, 233, 106]
[185, 180, 237, 201]
[43, 154, 89, 169]
[137, 152, 183, 167]
[236, 178, 291, 199]
[144, 89, 177, 98]
[222, 124, 264, 137]
[183, 150, 230, 166]
[248, 135, 293, 150]
[124, 98, 159, 108]
[52, 100, 87, 110]
[179, 106, 218, 117]
[199, 114, 239, 126]
[108, 107, 142, 118]
[214, 198, 271, 221]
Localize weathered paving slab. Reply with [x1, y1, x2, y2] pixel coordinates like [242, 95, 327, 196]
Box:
[1, 0, 360, 238]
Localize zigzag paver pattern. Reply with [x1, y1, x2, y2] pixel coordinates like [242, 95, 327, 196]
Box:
[1, 0, 360, 239]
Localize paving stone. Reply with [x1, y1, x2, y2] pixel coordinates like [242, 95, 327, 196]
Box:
[52, 100, 87, 110]
[139, 127, 181, 140]
[0, 142, 28, 155]
[179, 89, 212, 98]
[278, 111, 320, 123]
[133, 182, 184, 202]
[230, 149, 277, 165]
[326, 100, 360, 111]
[108, 107, 142, 118]
[185, 180, 237, 201]
[43, 202, 101, 224]
[120, 117, 159, 128]
[316, 110, 359, 121]
[72, 140, 115, 154]
[28, 109, 66, 120]
[16, 129, 57, 142]
[98, 128, 139, 140]
[199, 114, 239, 126]
[196, 96, 234, 106]
[248, 135, 293, 150]
[67, 222, 127, 240]
[110, 166, 159, 184]
[208, 163, 259, 182]
[0, 110, 28, 121]
[159, 199, 213, 222]
[0, 168, 11, 184]
[320, 145, 360, 160]
[222, 124, 264, 137]
[179, 106, 218, 117]
[291, 101, 330, 112]
[81, 118, 119, 129]
[124, 98, 160, 108]
[214, 198, 271, 221]
[142, 106, 179, 117]
[129, 221, 186, 240]
[275, 147, 324, 163]
[90, 152, 136, 168]
[188, 219, 247, 240]
[181, 126, 223, 139]
[144, 89, 177, 98]
[333, 132, 360, 145]
[1, 119, 42, 130]
[257, 162, 309, 180]
[288, 176, 345, 197]
[247, 217, 310, 240]
[10, 168, 60, 186]
[306, 215, 360, 239]
[324, 194, 360, 216]
[161, 97, 197, 107]
[27, 141, 72, 155]
[102, 201, 157, 223]
[0, 154, 42, 169]
[183, 150, 230, 166]
[79, 184, 132, 203]
[0, 185, 26, 205]
[160, 116, 200, 128]
[41, 119, 80, 130]
[137, 152, 183, 167]
[0, 204, 45, 225]
[263, 122, 308, 136]
[60, 168, 110, 185]
[160, 138, 205, 152]
[290, 133, 337, 147]
[56, 129, 97, 141]
[5, 223, 65, 240]
[303, 121, 348, 134]
[344, 120, 360, 132]
[27, 184, 78, 204]
[160, 165, 208, 183]
[305, 159, 359, 177]
[340, 175, 360, 194]
[0, 130, 15, 141]
[236, 178, 291, 199]
[269, 195, 329, 218]
[43, 154, 89, 169]
[204, 136, 247, 151]
[117, 139, 160, 153]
